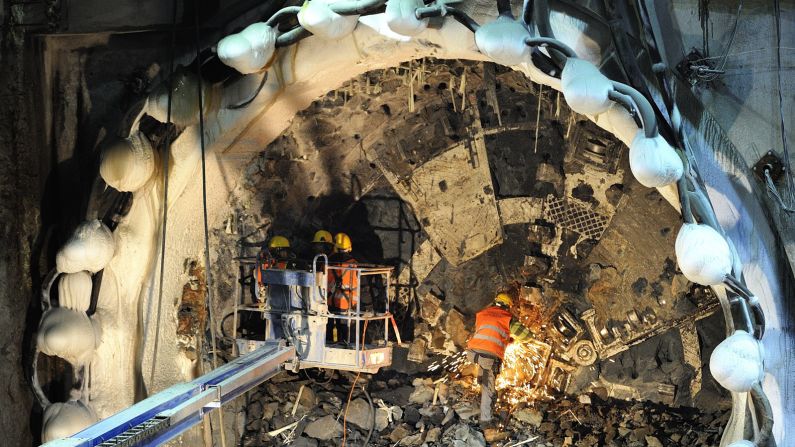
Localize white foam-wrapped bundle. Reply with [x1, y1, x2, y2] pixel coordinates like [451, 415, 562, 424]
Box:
[56, 220, 115, 274]
[710, 330, 764, 392]
[147, 69, 220, 127]
[99, 132, 155, 192]
[474, 15, 531, 67]
[385, 0, 427, 36]
[727, 441, 755, 447]
[628, 131, 684, 188]
[38, 307, 100, 366]
[217, 22, 277, 74]
[600, 102, 638, 146]
[58, 271, 93, 312]
[560, 58, 613, 115]
[298, 0, 359, 40]
[42, 400, 98, 442]
[675, 223, 732, 286]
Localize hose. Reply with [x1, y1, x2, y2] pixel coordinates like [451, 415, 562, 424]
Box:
[750, 382, 774, 447]
[607, 89, 643, 129]
[522, 0, 533, 24]
[265, 6, 302, 27]
[275, 26, 312, 47]
[525, 36, 576, 59]
[227, 71, 269, 110]
[611, 81, 658, 138]
[342, 379, 374, 447]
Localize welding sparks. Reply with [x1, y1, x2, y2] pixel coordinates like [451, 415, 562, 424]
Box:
[495, 341, 554, 410]
[426, 340, 555, 414]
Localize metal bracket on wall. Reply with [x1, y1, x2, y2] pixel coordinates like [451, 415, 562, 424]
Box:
[752, 150, 785, 183]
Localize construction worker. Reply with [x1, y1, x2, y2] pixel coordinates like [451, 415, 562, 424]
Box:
[466, 293, 533, 427]
[310, 230, 334, 257]
[328, 233, 359, 344]
[256, 235, 297, 313]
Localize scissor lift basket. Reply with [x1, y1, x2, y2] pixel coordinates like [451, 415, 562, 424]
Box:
[234, 255, 399, 374]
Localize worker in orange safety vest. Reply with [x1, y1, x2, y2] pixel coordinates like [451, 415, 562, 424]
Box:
[466, 292, 533, 426]
[256, 235, 296, 311]
[327, 232, 359, 343]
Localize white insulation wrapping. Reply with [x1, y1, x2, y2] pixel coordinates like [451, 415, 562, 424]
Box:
[593, 102, 639, 146]
[709, 330, 764, 393]
[217, 22, 277, 75]
[560, 58, 612, 115]
[37, 307, 100, 366]
[675, 223, 732, 286]
[147, 70, 219, 127]
[57, 271, 93, 312]
[298, 0, 359, 40]
[628, 131, 684, 188]
[99, 132, 156, 192]
[41, 400, 98, 443]
[727, 441, 755, 447]
[385, 0, 428, 36]
[474, 15, 531, 67]
[56, 220, 115, 274]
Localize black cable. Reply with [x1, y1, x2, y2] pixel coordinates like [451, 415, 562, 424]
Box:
[193, 0, 221, 373]
[525, 36, 576, 59]
[227, 72, 269, 109]
[445, 7, 480, 33]
[522, 0, 533, 24]
[265, 5, 302, 27]
[497, 0, 512, 17]
[275, 26, 313, 47]
[149, 0, 179, 387]
[751, 382, 774, 447]
[773, 0, 795, 206]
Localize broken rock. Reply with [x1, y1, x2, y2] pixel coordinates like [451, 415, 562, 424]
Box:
[345, 398, 373, 431]
[388, 424, 413, 443]
[453, 401, 480, 420]
[409, 384, 435, 405]
[445, 309, 470, 348]
[304, 415, 342, 440]
[425, 427, 442, 443]
[484, 428, 509, 442]
[513, 408, 543, 427]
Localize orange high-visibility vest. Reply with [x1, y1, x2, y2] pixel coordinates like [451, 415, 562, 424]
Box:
[329, 258, 359, 310]
[467, 305, 512, 359]
[256, 258, 287, 284]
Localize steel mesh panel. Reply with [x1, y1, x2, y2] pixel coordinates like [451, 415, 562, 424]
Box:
[543, 195, 609, 240]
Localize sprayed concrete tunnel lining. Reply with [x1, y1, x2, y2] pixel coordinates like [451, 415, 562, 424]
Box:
[12, 2, 795, 446]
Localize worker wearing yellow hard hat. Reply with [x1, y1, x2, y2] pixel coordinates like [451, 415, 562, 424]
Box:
[333, 232, 352, 253]
[328, 232, 358, 344]
[311, 230, 334, 257]
[466, 292, 533, 427]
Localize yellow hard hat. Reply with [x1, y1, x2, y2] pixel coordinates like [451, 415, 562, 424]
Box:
[313, 230, 333, 244]
[334, 233, 352, 252]
[268, 235, 290, 249]
[494, 293, 513, 307]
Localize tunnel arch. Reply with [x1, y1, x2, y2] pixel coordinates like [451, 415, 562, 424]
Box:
[35, 4, 787, 446]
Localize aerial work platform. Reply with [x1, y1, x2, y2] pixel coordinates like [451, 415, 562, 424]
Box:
[43, 255, 399, 446]
[235, 254, 399, 374]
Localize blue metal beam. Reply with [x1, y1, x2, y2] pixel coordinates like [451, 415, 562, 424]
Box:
[43, 343, 295, 447]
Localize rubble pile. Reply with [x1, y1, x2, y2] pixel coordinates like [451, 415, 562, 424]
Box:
[241, 370, 728, 447]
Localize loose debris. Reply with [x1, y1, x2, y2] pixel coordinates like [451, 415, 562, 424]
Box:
[241, 369, 728, 447]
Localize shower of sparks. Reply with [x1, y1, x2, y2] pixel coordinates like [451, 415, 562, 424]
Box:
[427, 350, 468, 376]
[427, 340, 554, 414]
[495, 341, 554, 410]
